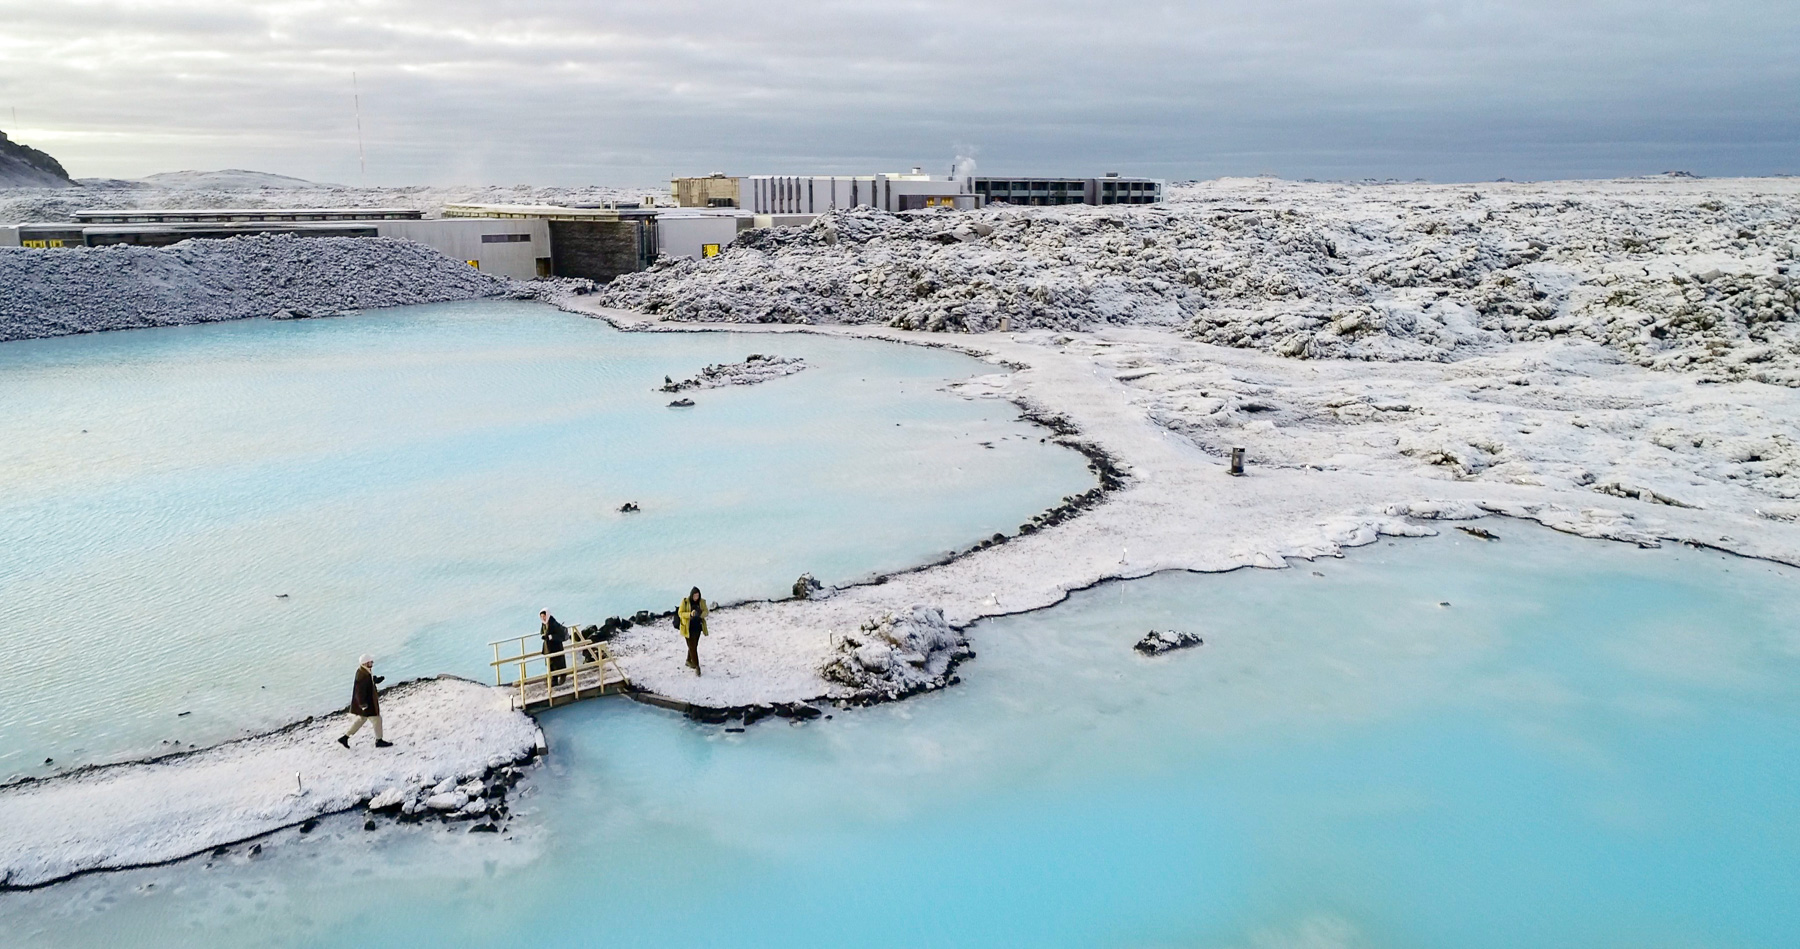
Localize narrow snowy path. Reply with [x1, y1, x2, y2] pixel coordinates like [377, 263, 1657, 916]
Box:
[0, 677, 541, 890]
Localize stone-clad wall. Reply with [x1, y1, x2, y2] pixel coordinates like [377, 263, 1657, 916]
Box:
[549, 219, 655, 283]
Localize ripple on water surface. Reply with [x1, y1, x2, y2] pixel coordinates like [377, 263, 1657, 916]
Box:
[5, 523, 1798, 948]
[0, 300, 1095, 773]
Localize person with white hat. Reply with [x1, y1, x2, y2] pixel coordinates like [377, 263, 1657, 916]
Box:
[337, 654, 392, 748]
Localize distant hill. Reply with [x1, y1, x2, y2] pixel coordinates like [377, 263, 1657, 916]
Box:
[134, 169, 332, 189]
[0, 130, 73, 188]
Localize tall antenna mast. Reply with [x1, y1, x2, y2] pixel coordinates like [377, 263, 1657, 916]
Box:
[352, 71, 367, 179]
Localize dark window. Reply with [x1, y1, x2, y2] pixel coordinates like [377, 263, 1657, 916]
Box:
[482, 234, 533, 243]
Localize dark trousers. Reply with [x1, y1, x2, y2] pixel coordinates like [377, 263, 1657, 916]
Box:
[549, 651, 568, 686]
[685, 634, 700, 672]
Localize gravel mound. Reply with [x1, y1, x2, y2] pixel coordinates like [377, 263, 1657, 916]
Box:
[0, 234, 508, 342]
[0, 181, 655, 226]
[595, 180, 1800, 385]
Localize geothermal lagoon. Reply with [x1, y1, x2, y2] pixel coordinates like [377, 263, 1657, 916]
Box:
[3, 300, 1798, 947]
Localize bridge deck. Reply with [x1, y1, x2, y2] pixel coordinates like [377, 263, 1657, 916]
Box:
[490, 631, 631, 712]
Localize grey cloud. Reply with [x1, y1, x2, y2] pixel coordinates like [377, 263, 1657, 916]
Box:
[0, 0, 1793, 184]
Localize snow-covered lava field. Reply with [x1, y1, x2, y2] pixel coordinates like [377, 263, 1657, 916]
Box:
[564, 176, 1800, 708]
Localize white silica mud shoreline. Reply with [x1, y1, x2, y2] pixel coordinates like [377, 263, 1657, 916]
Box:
[549, 294, 1800, 712]
[534, 177, 1800, 712]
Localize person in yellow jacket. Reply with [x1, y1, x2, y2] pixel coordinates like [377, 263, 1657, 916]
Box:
[678, 587, 709, 676]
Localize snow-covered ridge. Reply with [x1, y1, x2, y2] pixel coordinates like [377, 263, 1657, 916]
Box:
[130, 169, 328, 189]
[0, 677, 542, 891]
[0, 234, 508, 343]
[595, 178, 1800, 386]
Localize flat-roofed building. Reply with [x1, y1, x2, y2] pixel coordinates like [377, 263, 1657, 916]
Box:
[654, 209, 752, 260]
[374, 218, 551, 279]
[444, 204, 658, 282]
[73, 208, 423, 224]
[671, 174, 743, 209]
[972, 178, 1090, 206]
[745, 170, 980, 214]
[974, 174, 1163, 206]
[674, 170, 980, 214]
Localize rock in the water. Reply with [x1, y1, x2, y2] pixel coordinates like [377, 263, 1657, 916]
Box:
[1133, 629, 1204, 656]
[668, 398, 695, 408]
[1456, 526, 1500, 541]
[619, 501, 640, 513]
[660, 354, 807, 393]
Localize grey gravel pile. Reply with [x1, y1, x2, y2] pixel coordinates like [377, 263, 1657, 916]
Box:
[595, 181, 1800, 385]
[0, 234, 507, 342]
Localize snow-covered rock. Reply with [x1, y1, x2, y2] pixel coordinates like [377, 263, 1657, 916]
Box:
[366, 787, 407, 812]
[820, 606, 970, 701]
[1134, 629, 1204, 655]
[595, 178, 1800, 385]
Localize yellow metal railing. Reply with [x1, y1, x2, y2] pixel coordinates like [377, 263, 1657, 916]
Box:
[489, 628, 628, 710]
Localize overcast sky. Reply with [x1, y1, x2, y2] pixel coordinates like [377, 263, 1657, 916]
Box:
[1, 0, 1794, 185]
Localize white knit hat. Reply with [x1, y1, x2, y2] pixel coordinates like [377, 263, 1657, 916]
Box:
[359, 654, 374, 666]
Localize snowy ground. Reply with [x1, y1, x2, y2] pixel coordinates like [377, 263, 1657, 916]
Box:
[557, 286, 1800, 710]
[0, 677, 542, 890]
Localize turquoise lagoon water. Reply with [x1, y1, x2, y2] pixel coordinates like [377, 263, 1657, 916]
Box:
[0, 301, 1093, 774]
[7, 523, 1799, 948]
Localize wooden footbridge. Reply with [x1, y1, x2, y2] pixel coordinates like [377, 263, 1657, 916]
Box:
[490, 628, 630, 711]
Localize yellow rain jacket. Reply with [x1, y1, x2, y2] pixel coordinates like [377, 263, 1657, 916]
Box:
[678, 598, 709, 639]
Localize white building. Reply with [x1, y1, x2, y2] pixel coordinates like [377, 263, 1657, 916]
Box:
[374, 218, 551, 280]
[674, 169, 980, 214]
[653, 209, 747, 261]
